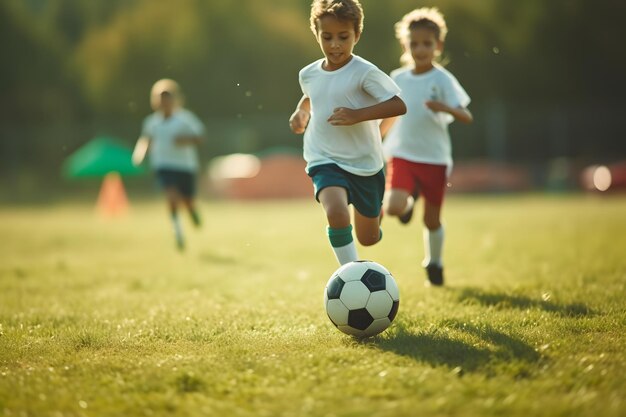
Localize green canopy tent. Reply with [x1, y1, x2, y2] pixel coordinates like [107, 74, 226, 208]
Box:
[63, 136, 145, 178]
[63, 137, 145, 216]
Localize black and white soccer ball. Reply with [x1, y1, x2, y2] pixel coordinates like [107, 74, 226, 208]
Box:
[324, 260, 400, 338]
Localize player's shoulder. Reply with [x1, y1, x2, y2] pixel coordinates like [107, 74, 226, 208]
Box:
[351, 55, 375, 67]
[143, 112, 159, 125]
[432, 64, 460, 83]
[389, 66, 412, 80]
[176, 108, 196, 119]
[351, 55, 384, 73]
[176, 108, 204, 127]
[299, 59, 324, 78]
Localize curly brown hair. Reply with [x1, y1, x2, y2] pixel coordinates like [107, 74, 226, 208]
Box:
[310, 0, 364, 36]
[395, 7, 448, 66]
[395, 7, 447, 42]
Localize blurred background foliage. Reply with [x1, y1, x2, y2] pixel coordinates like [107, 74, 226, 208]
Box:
[1, 0, 625, 195]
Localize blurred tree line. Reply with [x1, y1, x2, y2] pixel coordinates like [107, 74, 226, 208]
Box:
[1, 0, 625, 193]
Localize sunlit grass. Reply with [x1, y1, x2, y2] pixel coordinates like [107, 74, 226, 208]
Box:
[0, 194, 625, 417]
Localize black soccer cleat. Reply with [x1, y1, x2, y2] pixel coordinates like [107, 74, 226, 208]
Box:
[398, 191, 419, 225]
[425, 263, 444, 287]
[398, 205, 414, 224]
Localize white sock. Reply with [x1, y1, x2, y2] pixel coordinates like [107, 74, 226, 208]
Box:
[423, 225, 444, 267]
[172, 214, 184, 243]
[333, 242, 359, 265]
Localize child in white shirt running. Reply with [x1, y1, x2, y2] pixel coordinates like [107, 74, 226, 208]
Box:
[381, 8, 473, 286]
[132, 79, 205, 250]
[289, 0, 406, 265]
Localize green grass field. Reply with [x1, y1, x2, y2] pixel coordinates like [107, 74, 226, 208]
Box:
[1, 194, 625, 417]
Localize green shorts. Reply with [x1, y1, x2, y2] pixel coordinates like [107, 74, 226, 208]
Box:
[155, 168, 197, 198]
[307, 163, 385, 218]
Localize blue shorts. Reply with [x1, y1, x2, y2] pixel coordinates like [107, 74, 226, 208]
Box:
[307, 163, 385, 218]
[155, 169, 197, 198]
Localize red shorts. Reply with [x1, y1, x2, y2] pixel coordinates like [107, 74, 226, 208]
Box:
[386, 157, 448, 206]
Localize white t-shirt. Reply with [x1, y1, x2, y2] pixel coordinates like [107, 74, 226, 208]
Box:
[299, 55, 401, 176]
[142, 108, 205, 172]
[383, 64, 470, 169]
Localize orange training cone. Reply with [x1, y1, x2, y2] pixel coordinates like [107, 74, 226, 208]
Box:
[96, 172, 129, 217]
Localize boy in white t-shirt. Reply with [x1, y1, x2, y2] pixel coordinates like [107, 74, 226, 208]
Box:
[381, 8, 473, 286]
[132, 79, 205, 250]
[289, 0, 406, 265]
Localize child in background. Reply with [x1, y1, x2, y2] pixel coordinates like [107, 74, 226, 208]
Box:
[289, 0, 406, 265]
[380, 8, 473, 286]
[132, 79, 205, 250]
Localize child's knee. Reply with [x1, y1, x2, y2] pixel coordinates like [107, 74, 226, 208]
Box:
[356, 228, 382, 246]
[384, 200, 404, 216]
[384, 193, 410, 216]
[423, 217, 441, 230]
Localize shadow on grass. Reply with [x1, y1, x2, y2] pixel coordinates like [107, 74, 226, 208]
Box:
[371, 320, 541, 375]
[456, 287, 593, 317]
[372, 327, 490, 372]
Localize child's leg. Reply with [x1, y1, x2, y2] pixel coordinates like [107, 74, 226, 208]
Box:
[350, 167, 385, 246]
[180, 173, 201, 227]
[384, 158, 418, 224]
[383, 188, 416, 221]
[182, 197, 201, 227]
[353, 209, 383, 247]
[422, 201, 444, 286]
[319, 186, 357, 265]
[165, 187, 185, 249]
[422, 200, 444, 267]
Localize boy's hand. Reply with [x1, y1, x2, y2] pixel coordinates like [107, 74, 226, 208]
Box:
[289, 109, 310, 134]
[328, 107, 360, 126]
[426, 100, 474, 124]
[132, 137, 149, 166]
[425, 100, 450, 113]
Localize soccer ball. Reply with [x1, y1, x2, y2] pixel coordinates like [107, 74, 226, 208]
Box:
[324, 260, 400, 338]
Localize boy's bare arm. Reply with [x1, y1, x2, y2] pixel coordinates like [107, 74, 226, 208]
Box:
[379, 116, 398, 139]
[426, 101, 473, 124]
[289, 96, 311, 134]
[132, 136, 150, 166]
[328, 96, 406, 126]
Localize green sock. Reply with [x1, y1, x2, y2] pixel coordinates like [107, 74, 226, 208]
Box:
[327, 225, 358, 265]
[327, 225, 353, 247]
